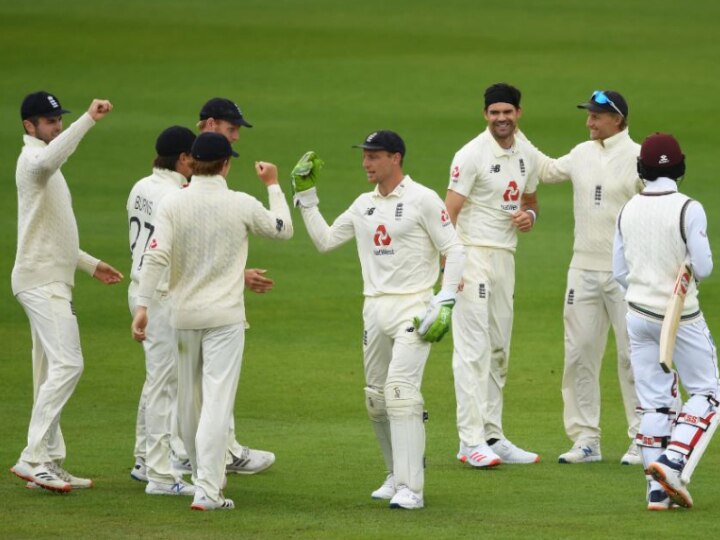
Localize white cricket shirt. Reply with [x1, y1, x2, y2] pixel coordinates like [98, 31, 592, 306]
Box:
[448, 128, 539, 252]
[301, 176, 463, 297]
[126, 168, 186, 297]
[12, 113, 100, 295]
[137, 175, 293, 329]
[537, 129, 643, 271]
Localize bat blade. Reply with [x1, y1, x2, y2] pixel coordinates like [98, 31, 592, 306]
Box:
[658, 263, 692, 373]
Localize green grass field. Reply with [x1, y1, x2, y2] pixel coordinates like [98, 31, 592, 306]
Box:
[1, 0, 719, 538]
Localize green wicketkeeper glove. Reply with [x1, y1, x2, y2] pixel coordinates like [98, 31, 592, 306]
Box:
[413, 290, 456, 343]
[291, 151, 324, 208]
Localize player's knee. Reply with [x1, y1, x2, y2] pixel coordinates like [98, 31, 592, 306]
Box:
[384, 380, 423, 417]
[364, 386, 387, 422]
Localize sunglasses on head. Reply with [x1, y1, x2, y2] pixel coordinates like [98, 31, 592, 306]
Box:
[591, 90, 624, 117]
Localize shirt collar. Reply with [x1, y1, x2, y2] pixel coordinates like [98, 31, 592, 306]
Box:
[595, 128, 631, 150]
[483, 128, 517, 158]
[642, 177, 678, 193]
[188, 174, 228, 189]
[153, 167, 187, 188]
[372, 175, 411, 199]
[23, 134, 47, 148]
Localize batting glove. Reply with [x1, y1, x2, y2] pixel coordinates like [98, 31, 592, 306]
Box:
[291, 151, 324, 208]
[413, 290, 456, 343]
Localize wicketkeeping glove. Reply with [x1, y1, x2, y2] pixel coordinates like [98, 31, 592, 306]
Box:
[413, 290, 456, 343]
[291, 151, 324, 208]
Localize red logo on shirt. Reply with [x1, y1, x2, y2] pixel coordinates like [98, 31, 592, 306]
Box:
[503, 180, 520, 202]
[373, 225, 392, 246]
[441, 209, 450, 224]
[149, 239, 158, 249]
[451, 165, 460, 181]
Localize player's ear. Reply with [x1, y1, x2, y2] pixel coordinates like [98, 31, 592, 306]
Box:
[22, 119, 36, 136]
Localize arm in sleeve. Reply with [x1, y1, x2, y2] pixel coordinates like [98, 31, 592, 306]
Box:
[247, 184, 294, 240]
[300, 205, 355, 253]
[537, 152, 572, 185]
[421, 193, 465, 297]
[77, 250, 100, 276]
[24, 113, 96, 179]
[136, 205, 173, 307]
[612, 216, 629, 290]
[685, 201, 713, 282]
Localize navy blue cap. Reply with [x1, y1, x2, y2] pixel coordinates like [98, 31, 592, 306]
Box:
[191, 132, 239, 161]
[156, 126, 196, 157]
[199, 98, 252, 127]
[353, 130, 405, 156]
[21, 91, 70, 120]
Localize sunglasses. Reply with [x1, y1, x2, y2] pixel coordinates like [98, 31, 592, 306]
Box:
[591, 90, 624, 117]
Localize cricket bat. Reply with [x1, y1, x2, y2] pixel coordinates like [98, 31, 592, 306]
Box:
[658, 262, 693, 373]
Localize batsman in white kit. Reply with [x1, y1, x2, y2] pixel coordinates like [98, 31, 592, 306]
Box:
[292, 131, 465, 509]
[127, 126, 197, 495]
[613, 132, 717, 510]
[132, 132, 293, 510]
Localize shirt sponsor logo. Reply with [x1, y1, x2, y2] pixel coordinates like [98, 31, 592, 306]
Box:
[441, 209, 450, 224]
[373, 224, 395, 255]
[365, 207, 376, 216]
[490, 164, 501, 173]
[503, 180, 520, 202]
[451, 165, 460, 181]
[149, 238, 158, 249]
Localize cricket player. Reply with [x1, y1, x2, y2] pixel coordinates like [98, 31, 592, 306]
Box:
[10, 92, 123, 492]
[614, 132, 717, 510]
[132, 132, 293, 510]
[197, 97, 276, 474]
[533, 90, 643, 465]
[127, 126, 196, 495]
[292, 130, 465, 510]
[446, 83, 540, 467]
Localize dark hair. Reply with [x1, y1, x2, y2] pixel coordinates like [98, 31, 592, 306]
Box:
[637, 159, 686, 181]
[153, 154, 179, 171]
[22, 115, 40, 135]
[190, 157, 227, 176]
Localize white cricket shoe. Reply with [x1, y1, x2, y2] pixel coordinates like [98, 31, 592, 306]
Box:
[647, 489, 676, 511]
[648, 455, 692, 508]
[146, 480, 196, 496]
[371, 473, 396, 500]
[389, 486, 424, 510]
[226, 446, 275, 475]
[490, 439, 540, 464]
[457, 443, 501, 468]
[11, 461, 71, 493]
[130, 457, 148, 482]
[171, 455, 192, 475]
[190, 488, 235, 511]
[620, 441, 642, 465]
[51, 463, 93, 489]
[558, 441, 602, 464]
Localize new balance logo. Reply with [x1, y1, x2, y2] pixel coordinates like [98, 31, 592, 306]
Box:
[490, 164, 501, 173]
[365, 207, 376, 216]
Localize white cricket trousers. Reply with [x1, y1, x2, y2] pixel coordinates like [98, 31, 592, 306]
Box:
[363, 292, 431, 494]
[177, 324, 244, 502]
[452, 246, 514, 445]
[16, 282, 83, 465]
[562, 269, 640, 444]
[129, 293, 179, 483]
[627, 311, 718, 412]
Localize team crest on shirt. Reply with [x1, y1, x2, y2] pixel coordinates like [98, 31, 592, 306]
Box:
[451, 165, 460, 181]
[519, 158, 526, 176]
[373, 224, 394, 255]
[395, 203, 404, 220]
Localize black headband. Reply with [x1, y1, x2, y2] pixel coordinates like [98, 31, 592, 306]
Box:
[484, 83, 521, 108]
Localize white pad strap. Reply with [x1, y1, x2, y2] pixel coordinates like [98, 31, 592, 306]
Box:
[385, 381, 424, 493]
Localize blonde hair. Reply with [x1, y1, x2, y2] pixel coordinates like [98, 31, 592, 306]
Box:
[190, 158, 226, 176]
